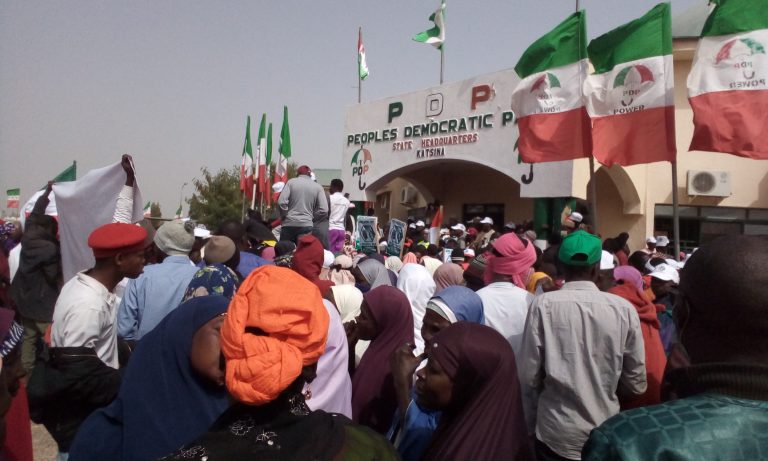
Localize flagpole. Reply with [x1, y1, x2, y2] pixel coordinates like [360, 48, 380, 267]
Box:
[440, 46, 444, 84]
[671, 161, 681, 261]
[241, 190, 246, 221]
[358, 26, 363, 104]
[574, 0, 598, 233]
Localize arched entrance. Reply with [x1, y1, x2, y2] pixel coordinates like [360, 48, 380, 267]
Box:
[586, 165, 645, 242]
[367, 159, 535, 226]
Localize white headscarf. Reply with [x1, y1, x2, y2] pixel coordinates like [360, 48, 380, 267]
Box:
[421, 256, 443, 277]
[385, 255, 404, 273]
[396, 263, 436, 355]
[329, 285, 369, 366]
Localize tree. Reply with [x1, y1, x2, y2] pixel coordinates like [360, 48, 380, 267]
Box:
[187, 162, 300, 228]
[187, 166, 242, 229]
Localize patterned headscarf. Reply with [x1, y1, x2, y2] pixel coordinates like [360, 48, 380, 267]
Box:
[0, 306, 23, 358]
[0, 222, 16, 238]
[183, 263, 239, 302]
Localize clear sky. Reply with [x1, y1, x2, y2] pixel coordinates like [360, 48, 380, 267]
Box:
[0, 0, 703, 216]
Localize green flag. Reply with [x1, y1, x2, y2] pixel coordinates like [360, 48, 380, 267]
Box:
[413, 0, 445, 49]
[175, 205, 183, 219]
[279, 106, 291, 159]
[53, 162, 77, 183]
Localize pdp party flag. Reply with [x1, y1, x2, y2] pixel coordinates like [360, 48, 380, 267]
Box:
[6, 188, 20, 208]
[265, 122, 273, 206]
[511, 11, 591, 163]
[143, 201, 151, 217]
[174, 205, 183, 219]
[276, 106, 291, 184]
[413, 0, 445, 49]
[688, 0, 768, 158]
[584, 3, 676, 166]
[256, 114, 267, 198]
[358, 27, 369, 80]
[240, 116, 254, 199]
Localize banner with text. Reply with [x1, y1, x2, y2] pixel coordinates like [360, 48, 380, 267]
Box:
[342, 68, 575, 201]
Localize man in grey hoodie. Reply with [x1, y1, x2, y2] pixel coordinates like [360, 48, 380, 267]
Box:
[277, 165, 329, 244]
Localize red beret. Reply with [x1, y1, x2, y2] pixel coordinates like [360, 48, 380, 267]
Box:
[297, 165, 311, 175]
[88, 223, 147, 259]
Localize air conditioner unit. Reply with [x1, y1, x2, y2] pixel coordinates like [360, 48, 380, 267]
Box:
[687, 170, 731, 197]
[400, 186, 416, 204]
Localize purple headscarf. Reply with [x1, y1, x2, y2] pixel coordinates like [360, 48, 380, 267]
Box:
[351, 285, 414, 434]
[423, 323, 533, 461]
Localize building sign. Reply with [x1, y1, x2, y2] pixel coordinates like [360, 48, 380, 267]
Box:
[342, 68, 575, 201]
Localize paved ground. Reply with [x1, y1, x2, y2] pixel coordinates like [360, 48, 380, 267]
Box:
[31, 423, 58, 461]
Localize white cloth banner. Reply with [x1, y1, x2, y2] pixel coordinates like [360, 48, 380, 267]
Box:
[53, 162, 144, 282]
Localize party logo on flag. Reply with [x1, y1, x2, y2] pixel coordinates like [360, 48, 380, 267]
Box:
[351, 147, 373, 190]
[716, 37, 765, 64]
[613, 64, 655, 106]
[529, 73, 563, 110]
[714, 36, 766, 82]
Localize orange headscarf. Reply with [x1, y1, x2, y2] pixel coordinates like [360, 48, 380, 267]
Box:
[221, 266, 329, 405]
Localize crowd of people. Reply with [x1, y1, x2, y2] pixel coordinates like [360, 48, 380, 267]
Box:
[0, 159, 766, 461]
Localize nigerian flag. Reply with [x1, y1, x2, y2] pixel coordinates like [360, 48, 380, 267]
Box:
[413, 0, 445, 49]
[688, 0, 768, 158]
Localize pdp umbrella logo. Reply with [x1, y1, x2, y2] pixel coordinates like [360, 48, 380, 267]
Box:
[613, 64, 654, 107]
[351, 147, 372, 190]
[530, 72, 561, 109]
[715, 37, 765, 79]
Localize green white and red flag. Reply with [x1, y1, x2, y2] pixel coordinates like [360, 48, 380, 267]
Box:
[256, 113, 267, 200]
[265, 122, 273, 207]
[240, 116, 254, 199]
[428, 205, 444, 244]
[584, 3, 676, 166]
[511, 11, 591, 163]
[359, 27, 369, 80]
[6, 188, 20, 209]
[143, 201, 151, 217]
[688, 0, 768, 158]
[276, 106, 291, 184]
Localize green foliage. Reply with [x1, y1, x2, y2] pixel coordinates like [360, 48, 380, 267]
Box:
[187, 162, 300, 228]
[187, 166, 243, 229]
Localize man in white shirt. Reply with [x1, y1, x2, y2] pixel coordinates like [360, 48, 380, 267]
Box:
[519, 230, 647, 461]
[328, 179, 354, 253]
[50, 223, 146, 368]
[51, 155, 145, 368]
[476, 232, 537, 358]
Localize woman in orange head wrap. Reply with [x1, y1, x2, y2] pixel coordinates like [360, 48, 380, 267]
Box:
[159, 266, 400, 461]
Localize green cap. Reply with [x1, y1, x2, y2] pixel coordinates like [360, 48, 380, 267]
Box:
[558, 230, 602, 266]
